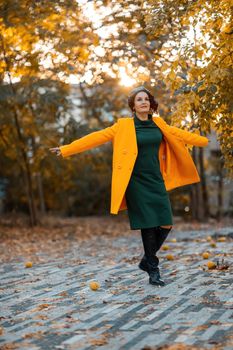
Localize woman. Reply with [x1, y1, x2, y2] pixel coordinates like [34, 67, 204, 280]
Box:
[50, 86, 209, 287]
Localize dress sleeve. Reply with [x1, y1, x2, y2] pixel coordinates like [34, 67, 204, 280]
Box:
[59, 120, 119, 158]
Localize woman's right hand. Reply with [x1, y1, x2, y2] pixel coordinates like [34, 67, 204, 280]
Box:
[49, 147, 62, 157]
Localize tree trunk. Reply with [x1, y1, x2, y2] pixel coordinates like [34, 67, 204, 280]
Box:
[190, 184, 198, 220]
[36, 172, 46, 215]
[190, 147, 205, 222]
[198, 147, 210, 219]
[1, 34, 37, 226]
[24, 160, 37, 226]
[216, 157, 224, 221]
[8, 103, 38, 226]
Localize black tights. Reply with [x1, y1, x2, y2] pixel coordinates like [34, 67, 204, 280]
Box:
[140, 226, 172, 260]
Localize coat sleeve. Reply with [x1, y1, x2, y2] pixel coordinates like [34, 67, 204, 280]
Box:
[59, 120, 119, 158]
[159, 117, 209, 147]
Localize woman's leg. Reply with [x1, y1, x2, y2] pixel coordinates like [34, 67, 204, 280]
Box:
[140, 227, 159, 265]
[140, 227, 165, 286]
[138, 226, 159, 273]
[156, 225, 173, 251]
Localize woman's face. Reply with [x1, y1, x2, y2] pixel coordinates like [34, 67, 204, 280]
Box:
[133, 91, 150, 113]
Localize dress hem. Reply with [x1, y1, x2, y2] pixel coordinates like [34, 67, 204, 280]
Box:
[129, 222, 173, 230]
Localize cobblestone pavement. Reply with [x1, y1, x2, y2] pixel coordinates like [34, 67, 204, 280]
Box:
[0, 226, 233, 350]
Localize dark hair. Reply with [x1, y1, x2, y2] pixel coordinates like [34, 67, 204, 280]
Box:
[127, 86, 158, 114]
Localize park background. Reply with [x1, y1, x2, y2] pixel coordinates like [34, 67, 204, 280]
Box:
[1, 2, 233, 349]
[0, 0, 232, 229]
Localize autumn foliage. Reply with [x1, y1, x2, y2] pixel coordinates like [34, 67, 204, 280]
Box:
[0, 0, 232, 225]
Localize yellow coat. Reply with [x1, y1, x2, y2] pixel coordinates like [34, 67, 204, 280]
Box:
[59, 116, 209, 215]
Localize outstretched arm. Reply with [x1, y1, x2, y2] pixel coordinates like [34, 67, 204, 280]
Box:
[169, 125, 209, 147]
[159, 117, 209, 147]
[58, 120, 119, 158]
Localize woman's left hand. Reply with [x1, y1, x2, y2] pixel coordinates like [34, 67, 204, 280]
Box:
[49, 147, 62, 156]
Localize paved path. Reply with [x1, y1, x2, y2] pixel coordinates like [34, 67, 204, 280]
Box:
[0, 226, 233, 350]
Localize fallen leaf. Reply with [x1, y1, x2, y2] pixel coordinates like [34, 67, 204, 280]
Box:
[162, 245, 170, 251]
[207, 261, 216, 269]
[89, 335, 109, 346]
[58, 291, 68, 297]
[25, 261, 33, 268]
[89, 281, 100, 290]
[23, 330, 45, 339]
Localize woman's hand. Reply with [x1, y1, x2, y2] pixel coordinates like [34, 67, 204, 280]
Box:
[49, 147, 62, 157]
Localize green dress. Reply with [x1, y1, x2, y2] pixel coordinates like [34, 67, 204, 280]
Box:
[125, 113, 173, 230]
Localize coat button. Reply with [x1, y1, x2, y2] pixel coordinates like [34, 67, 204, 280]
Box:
[117, 165, 122, 169]
[133, 151, 136, 155]
[122, 150, 127, 154]
[129, 167, 132, 170]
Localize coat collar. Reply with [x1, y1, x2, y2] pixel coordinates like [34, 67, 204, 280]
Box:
[127, 115, 165, 130]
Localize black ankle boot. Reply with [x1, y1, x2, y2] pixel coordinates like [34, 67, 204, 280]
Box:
[139, 227, 165, 286]
[138, 255, 165, 286]
[139, 226, 172, 286]
[138, 254, 159, 273]
[138, 226, 160, 273]
[147, 256, 165, 286]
